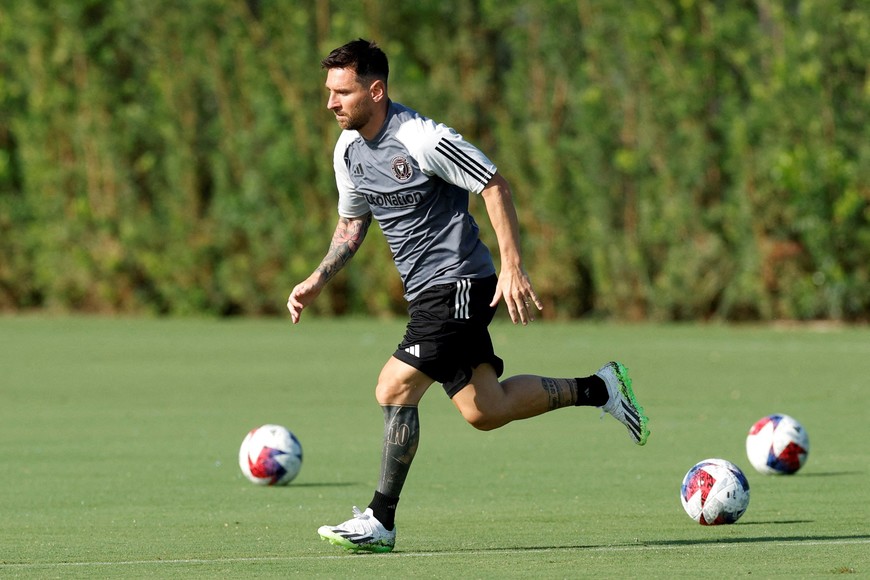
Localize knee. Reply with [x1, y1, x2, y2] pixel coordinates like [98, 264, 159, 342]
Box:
[375, 375, 419, 406]
[459, 407, 505, 432]
[374, 358, 433, 406]
[375, 379, 404, 405]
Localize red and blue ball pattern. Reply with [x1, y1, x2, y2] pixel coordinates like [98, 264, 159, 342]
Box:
[239, 424, 303, 486]
[680, 458, 751, 525]
[746, 414, 809, 475]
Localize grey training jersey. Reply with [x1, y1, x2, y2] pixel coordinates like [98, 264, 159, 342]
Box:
[334, 101, 497, 300]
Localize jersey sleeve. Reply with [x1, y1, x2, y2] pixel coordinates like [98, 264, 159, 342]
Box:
[334, 131, 371, 218]
[396, 116, 497, 194]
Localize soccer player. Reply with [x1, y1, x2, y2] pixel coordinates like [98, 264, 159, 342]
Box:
[287, 39, 649, 553]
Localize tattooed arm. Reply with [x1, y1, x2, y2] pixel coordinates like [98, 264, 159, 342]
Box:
[287, 213, 372, 324]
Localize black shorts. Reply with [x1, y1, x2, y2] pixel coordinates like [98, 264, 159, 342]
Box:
[393, 275, 504, 398]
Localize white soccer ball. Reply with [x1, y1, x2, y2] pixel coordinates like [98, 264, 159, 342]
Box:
[680, 458, 751, 525]
[746, 414, 809, 475]
[238, 424, 303, 485]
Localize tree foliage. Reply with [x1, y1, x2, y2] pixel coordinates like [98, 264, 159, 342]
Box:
[0, 0, 867, 320]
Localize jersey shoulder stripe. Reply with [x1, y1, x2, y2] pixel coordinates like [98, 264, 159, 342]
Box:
[434, 138, 494, 188]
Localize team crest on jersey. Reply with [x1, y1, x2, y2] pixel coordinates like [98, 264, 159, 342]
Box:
[390, 155, 413, 182]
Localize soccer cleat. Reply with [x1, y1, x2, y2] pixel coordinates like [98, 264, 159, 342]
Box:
[317, 507, 396, 553]
[595, 361, 650, 445]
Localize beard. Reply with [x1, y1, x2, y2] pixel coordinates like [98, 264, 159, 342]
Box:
[336, 116, 359, 131]
[335, 102, 370, 132]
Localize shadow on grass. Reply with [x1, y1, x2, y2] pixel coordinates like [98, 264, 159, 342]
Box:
[797, 471, 864, 477]
[284, 482, 359, 488]
[393, 534, 870, 555]
[641, 534, 870, 547]
[739, 520, 814, 525]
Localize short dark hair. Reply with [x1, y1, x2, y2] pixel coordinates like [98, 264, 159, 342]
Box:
[321, 38, 389, 83]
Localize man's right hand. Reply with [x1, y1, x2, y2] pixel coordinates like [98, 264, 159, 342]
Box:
[287, 274, 324, 324]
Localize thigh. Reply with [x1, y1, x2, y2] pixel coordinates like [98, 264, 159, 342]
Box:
[449, 362, 502, 421]
[376, 356, 436, 406]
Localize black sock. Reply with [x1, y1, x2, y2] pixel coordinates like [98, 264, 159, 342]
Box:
[574, 375, 608, 407]
[368, 490, 399, 531]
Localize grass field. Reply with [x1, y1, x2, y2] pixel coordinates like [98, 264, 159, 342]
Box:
[1, 316, 868, 578]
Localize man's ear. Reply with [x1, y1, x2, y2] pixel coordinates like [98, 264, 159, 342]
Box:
[370, 79, 386, 103]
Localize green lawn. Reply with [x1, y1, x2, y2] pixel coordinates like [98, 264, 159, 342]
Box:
[1, 316, 868, 578]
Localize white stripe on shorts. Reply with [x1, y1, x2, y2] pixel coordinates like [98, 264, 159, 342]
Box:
[454, 279, 471, 319]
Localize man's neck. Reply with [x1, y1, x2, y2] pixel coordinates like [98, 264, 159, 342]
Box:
[359, 101, 390, 141]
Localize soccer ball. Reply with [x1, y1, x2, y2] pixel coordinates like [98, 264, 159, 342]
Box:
[238, 424, 303, 485]
[746, 414, 809, 475]
[680, 458, 751, 525]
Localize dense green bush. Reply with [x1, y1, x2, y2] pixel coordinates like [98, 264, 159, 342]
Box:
[0, 0, 867, 320]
